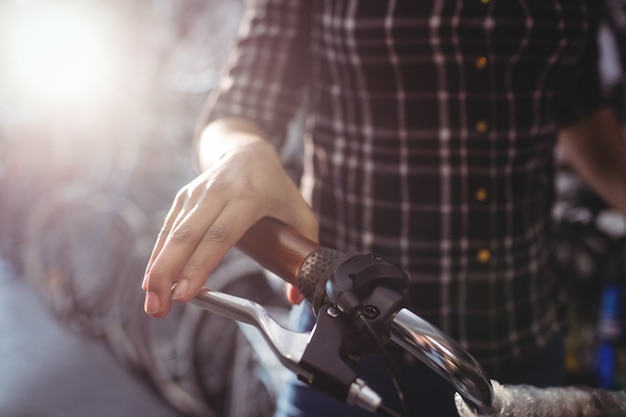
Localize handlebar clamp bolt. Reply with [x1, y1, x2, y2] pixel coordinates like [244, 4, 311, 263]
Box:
[362, 305, 380, 320]
[326, 306, 341, 318]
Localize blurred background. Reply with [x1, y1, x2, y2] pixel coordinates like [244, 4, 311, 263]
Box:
[0, 1, 292, 416]
[1, 1, 626, 417]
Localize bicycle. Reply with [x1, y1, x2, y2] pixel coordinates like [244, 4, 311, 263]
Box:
[187, 217, 626, 417]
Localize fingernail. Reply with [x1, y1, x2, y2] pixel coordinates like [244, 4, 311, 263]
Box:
[145, 291, 161, 314]
[171, 279, 188, 301]
[141, 275, 148, 290]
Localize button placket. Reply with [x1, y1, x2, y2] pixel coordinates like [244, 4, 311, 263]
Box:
[468, 1, 492, 267]
[471, 53, 489, 136]
[476, 248, 491, 263]
[473, 7, 490, 134]
[474, 56, 488, 71]
[474, 187, 488, 202]
[475, 119, 489, 134]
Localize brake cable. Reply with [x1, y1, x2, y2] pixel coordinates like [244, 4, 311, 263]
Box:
[356, 311, 412, 417]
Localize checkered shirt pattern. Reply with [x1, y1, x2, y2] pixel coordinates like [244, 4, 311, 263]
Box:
[203, 0, 606, 371]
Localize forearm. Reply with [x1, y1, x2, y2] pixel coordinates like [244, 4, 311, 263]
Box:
[557, 107, 626, 213]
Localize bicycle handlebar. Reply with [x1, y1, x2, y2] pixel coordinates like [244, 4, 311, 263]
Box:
[239, 218, 379, 312]
[236, 217, 318, 287]
[237, 218, 354, 309]
[190, 217, 626, 416]
[235, 218, 493, 414]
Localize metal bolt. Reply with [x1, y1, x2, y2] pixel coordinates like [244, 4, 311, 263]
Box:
[327, 306, 341, 318]
[363, 305, 379, 319]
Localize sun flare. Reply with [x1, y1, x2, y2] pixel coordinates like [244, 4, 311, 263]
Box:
[6, 5, 115, 104]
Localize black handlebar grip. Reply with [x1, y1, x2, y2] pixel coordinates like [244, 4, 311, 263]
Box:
[297, 247, 357, 312]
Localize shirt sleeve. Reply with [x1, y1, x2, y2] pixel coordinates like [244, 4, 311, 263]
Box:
[197, 0, 310, 148]
[556, 3, 608, 126]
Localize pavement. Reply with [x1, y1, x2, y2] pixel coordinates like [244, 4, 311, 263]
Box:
[0, 259, 188, 417]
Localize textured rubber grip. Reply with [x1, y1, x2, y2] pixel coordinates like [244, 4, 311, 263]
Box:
[297, 247, 355, 312]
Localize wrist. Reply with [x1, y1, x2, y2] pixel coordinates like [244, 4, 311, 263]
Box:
[197, 117, 274, 171]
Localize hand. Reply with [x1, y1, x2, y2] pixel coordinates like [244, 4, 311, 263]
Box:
[454, 379, 626, 417]
[142, 126, 317, 318]
[454, 380, 501, 417]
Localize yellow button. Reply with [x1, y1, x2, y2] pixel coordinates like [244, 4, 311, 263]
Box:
[475, 188, 488, 202]
[474, 56, 488, 70]
[475, 120, 488, 133]
[476, 248, 491, 263]
[480, 0, 490, 4]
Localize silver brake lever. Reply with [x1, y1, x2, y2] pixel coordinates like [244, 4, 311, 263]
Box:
[192, 289, 383, 413]
[191, 289, 492, 415]
[191, 288, 314, 382]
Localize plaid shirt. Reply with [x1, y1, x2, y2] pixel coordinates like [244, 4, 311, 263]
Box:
[204, 0, 605, 370]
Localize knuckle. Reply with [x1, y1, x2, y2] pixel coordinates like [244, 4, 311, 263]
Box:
[202, 225, 232, 246]
[183, 260, 202, 274]
[169, 224, 193, 244]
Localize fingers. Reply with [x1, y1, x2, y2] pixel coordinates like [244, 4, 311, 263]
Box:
[142, 139, 319, 318]
[453, 393, 478, 417]
[143, 189, 269, 317]
[169, 203, 262, 303]
[143, 186, 227, 317]
[285, 283, 305, 305]
[142, 191, 186, 289]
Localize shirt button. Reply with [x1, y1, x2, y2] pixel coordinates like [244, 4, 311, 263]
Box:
[475, 120, 488, 133]
[480, 0, 490, 4]
[476, 248, 491, 263]
[475, 187, 488, 202]
[474, 56, 488, 70]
